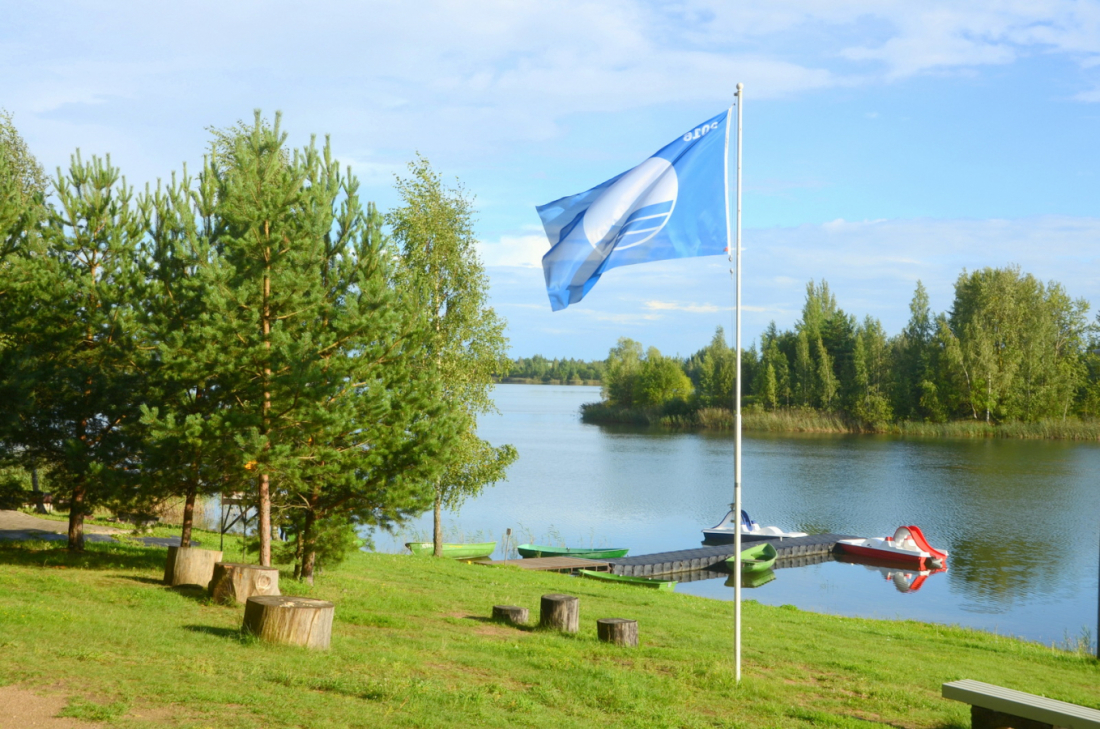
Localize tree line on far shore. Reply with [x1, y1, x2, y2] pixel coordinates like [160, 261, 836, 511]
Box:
[585, 272, 1100, 431]
[501, 355, 605, 384]
[0, 110, 515, 578]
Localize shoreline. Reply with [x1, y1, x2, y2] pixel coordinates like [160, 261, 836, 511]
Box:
[581, 403, 1100, 441]
[494, 377, 601, 386]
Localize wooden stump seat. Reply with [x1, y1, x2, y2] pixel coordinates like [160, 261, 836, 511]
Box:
[242, 595, 334, 650]
[597, 618, 638, 647]
[163, 546, 223, 588]
[208, 562, 280, 605]
[491, 605, 528, 625]
[539, 594, 579, 633]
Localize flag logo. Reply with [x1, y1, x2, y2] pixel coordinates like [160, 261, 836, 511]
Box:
[583, 157, 677, 252]
[537, 108, 730, 311]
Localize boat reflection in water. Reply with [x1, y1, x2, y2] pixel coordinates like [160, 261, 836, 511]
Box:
[834, 554, 948, 594]
[725, 569, 776, 589]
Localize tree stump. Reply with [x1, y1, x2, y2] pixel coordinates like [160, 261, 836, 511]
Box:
[163, 546, 223, 588]
[242, 595, 334, 650]
[208, 562, 281, 605]
[597, 618, 638, 647]
[539, 594, 579, 633]
[491, 605, 528, 625]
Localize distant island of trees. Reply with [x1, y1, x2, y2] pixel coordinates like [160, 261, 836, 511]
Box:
[520, 267, 1100, 439]
[499, 355, 605, 385]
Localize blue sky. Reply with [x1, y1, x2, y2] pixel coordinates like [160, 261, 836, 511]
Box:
[3, 1, 1098, 359]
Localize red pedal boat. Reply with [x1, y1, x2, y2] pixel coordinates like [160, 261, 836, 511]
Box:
[835, 525, 948, 569]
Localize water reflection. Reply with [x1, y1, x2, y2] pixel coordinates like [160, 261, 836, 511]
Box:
[726, 569, 776, 589]
[833, 555, 947, 594]
[383, 385, 1100, 647]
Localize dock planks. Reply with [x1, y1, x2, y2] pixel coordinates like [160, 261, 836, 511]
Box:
[606, 534, 855, 577]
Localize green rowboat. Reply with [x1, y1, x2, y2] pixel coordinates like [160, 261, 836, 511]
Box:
[405, 541, 496, 559]
[728, 542, 778, 573]
[517, 544, 629, 560]
[577, 569, 676, 591]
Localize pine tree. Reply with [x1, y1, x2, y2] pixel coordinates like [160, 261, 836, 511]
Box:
[893, 281, 933, 420]
[199, 113, 318, 566]
[192, 116, 457, 576]
[138, 166, 234, 546]
[771, 341, 792, 408]
[0, 111, 48, 500]
[290, 172, 458, 584]
[0, 151, 147, 550]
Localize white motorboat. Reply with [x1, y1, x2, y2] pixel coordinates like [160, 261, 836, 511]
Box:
[702, 509, 808, 543]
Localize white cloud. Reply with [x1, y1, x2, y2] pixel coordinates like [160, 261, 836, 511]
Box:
[478, 234, 547, 269]
[747, 215, 1100, 323]
[488, 214, 1100, 358]
[693, 1, 1100, 82]
[2, 0, 1098, 205]
[644, 300, 771, 314]
[1074, 87, 1100, 102]
[646, 300, 724, 313]
[6, 1, 1099, 173]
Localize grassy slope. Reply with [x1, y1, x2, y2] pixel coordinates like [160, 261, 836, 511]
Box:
[0, 536, 1097, 729]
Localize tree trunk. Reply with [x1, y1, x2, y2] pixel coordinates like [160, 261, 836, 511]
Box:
[299, 507, 317, 585]
[180, 485, 197, 548]
[258, 472, 271, 566]
[597, 618, 638, 647]
[243, 595, 334, 650]
[539, 594, 579, 633]
[491, 605, 528, 625]
[258, 240, 272, 568]
[986, 375, 992, 423]
[292, 530, 303, 580]
[32, 467, 46, 514]
[67, 480, 86, 552]
[164, 546, 223, 587]
[432, 490, 443, 557]
[208, 562, 280, 605]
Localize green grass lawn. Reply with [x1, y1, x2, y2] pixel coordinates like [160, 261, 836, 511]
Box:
[0, 533, 1096, 728]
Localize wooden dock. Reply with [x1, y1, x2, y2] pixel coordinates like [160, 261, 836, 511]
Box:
[486, 556, 611, 573]
[605, 534, 855, 577]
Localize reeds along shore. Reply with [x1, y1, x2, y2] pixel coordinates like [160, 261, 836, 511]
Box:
[580, 403, 1100, 440]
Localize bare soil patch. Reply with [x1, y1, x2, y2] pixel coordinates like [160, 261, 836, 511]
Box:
[0, 686, 98, 729]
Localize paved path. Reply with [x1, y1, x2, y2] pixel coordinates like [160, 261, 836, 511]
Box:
[0, 510, 201, 547]
[0, 509, 121, 543]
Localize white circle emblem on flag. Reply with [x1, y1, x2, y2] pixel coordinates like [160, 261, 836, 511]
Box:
[583, 157, 678, 253]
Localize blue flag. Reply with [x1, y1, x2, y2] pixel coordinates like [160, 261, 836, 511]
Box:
[537, 109, 731, 311]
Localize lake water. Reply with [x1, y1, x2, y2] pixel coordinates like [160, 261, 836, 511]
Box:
[381, 384, 1100, 650]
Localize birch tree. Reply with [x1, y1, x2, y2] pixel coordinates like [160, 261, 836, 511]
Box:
[388, 157, 515, 557]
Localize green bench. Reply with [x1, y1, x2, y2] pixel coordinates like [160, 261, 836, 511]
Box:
[943, 680, 1100, 729]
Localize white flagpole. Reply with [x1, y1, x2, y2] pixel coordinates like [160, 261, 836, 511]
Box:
[733, 81, 744, 682]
